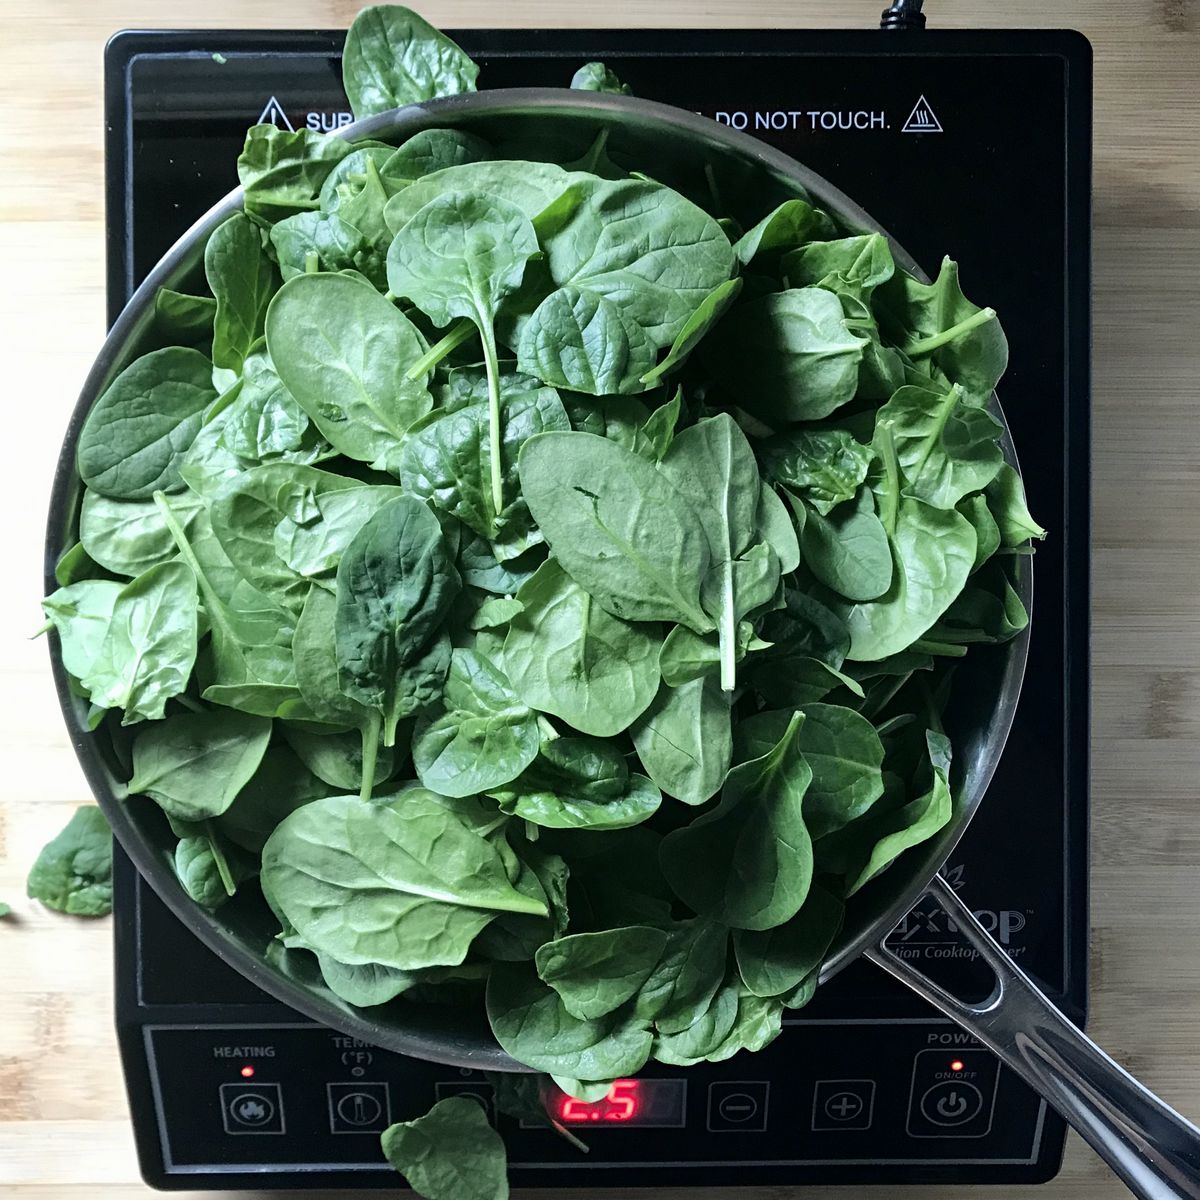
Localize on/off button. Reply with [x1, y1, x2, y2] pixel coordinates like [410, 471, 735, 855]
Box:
[906, 1049, 999, 1139]
[920, 1080, 984, 1126]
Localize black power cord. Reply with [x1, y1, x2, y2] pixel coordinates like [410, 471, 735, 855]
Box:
[880, 0, 927, 29]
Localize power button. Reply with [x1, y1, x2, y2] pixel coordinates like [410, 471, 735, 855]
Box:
[920, 1080, 983, 1126]
[906, 1049, 998, 1139]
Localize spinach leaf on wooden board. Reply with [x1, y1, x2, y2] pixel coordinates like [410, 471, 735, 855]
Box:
[342, 5, 479, 119]
[502, 558, 660, 737]
[26, 807, 113, 917]
[266, 272, 433, 467]
[77, 348, 216, 499]
[262, 791, 546, 971]
[660, 713, 813, 930]
[381, 1096, 509, 1200]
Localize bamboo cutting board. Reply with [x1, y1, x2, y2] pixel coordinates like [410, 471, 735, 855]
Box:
[1, 2, 1198, 1197]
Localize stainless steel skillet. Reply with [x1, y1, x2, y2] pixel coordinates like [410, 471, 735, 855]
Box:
[44, 89, 1200, 1198]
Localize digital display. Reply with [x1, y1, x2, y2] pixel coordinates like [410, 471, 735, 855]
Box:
[550, 1079, 687, 1129]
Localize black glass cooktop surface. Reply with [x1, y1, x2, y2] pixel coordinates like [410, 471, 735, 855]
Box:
[106, 25, 1091, 1190]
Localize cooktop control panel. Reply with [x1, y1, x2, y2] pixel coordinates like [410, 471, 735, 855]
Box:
[142, 1016, 1036, 1183]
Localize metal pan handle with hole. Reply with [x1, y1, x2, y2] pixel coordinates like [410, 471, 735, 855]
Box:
[871, 875, 1200, 1200]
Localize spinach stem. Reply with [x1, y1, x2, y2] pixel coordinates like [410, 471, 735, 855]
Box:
[405, 318, 475, 380]
[905, 307, 996, 358]
[719, 561, 737, 692]
[304, 251, 320, 275]
[910, 638, 968, 658]
[203, 821, 237, 897]
[175, 694, 205, 713]
[876, 425, 901, 537]
[478, 316, 506, 517]
[551, 1120, 590, 1153]
[31, 619, 54, 639]
[359, 712, 382, 802]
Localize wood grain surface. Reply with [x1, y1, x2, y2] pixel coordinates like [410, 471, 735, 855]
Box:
[2, 1, 1198, 1197]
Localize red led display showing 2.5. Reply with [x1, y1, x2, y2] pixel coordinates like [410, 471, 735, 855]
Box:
[552, 1078, 687, 1128]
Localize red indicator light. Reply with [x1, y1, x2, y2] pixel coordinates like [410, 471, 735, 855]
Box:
[240, 1065, 256, 1078]
[559, 1080, 640, 1123]
[950, 1060, 965, 1073]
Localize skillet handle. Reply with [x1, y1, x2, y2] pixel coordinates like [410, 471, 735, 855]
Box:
[867, 874, 1200, 1200]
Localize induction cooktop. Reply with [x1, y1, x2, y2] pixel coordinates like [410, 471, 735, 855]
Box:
[105, 19, 1091, 1191]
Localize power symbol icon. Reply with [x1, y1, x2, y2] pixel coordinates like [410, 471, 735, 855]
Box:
[919, 1080, 984, 1127]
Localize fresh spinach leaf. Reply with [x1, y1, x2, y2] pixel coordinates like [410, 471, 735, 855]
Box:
[77, 348, 216, 499]
[335, 495, 460, 746]
[262, 791, 546, 970]
[536, 926, 668, 1020]
[502, 558, 660, 737]
[380, 1096, 508, 1200]
[26, 807, 113, 917]
[630, 676, 732, 806]
[127, 709, 272, 822]
[413, 648, 540, 798]
[660, 713, 813, 930]
[343, 5, 479, 119]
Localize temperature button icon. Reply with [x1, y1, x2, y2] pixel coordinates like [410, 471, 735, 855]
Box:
[328, 1081, 391, 1134]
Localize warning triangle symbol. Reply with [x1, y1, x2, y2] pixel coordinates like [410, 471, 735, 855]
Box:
[902, 94, 943, 134]
[257, 95, 295, 131]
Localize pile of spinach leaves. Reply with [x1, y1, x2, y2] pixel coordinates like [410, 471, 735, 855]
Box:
[41, 7, 1044, 1198]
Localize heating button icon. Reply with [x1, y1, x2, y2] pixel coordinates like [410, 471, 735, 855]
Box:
[219, 1082, 285, 1135]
